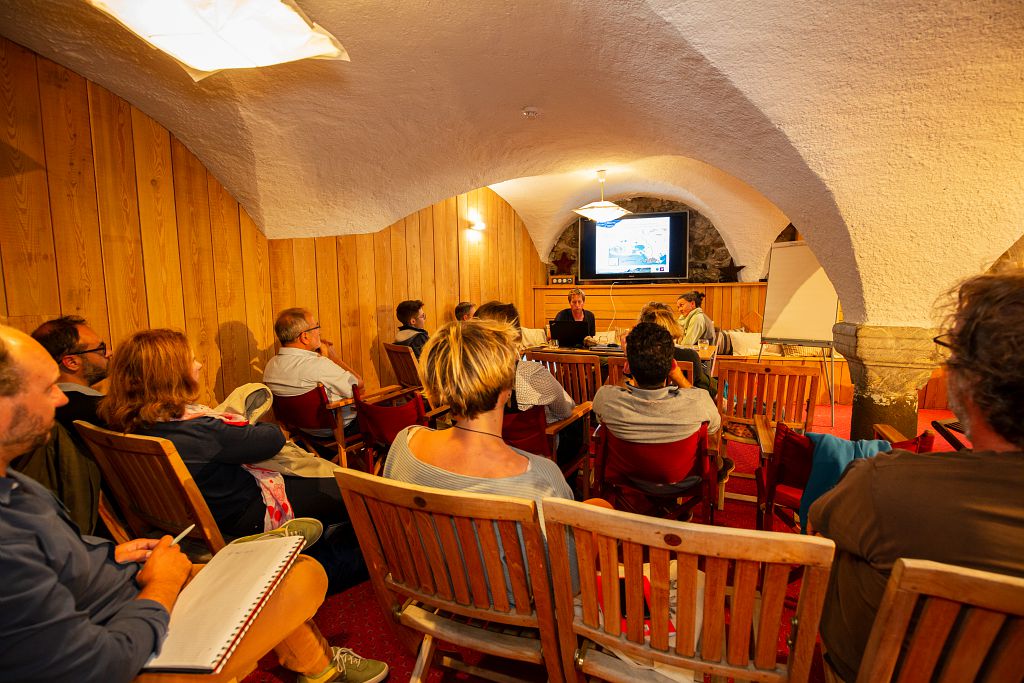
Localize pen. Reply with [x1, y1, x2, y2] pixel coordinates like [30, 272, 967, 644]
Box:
[171, 524, 196, 546]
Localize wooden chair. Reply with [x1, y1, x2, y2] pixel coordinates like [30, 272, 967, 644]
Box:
[525, 350, 603, 403]
[543, 499, 835, 683]
[606, 357, 693, 388]
[273, 383, 362, 468]
[592, 422, 716, 524]
[931, 417, 968, 451]
[851, 558, 1024, 683]
[501, 402, 594, 497]
[335, 469, 564, 683]
[716, 362, 819, 508]
[384, 342, 423, 389]
[353, 386, 448, 473]
[755, 420, 935, 532]
[273, 383, 405, 469]
[74, 421, 226, 557]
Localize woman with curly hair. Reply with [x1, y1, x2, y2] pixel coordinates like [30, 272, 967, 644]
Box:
[98, 329, 347, 540]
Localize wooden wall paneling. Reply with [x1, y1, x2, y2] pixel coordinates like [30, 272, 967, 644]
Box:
[0, 39, 60, 318]
[206, 174, 249, 394]
[456, 192, 472, 303]
[36, 57, 109, 340]
[170, 137, 222, 404]
[389, 215, 409, 306]
[433, 197, 459, 323]
[314, 236, 341, 356]
[87, 81, 148, 344]
[412, 207, 433, 328]
[512, 212, 524, 316]
[131, 106, 186, 331]
[0, 244, 6, 318]
[372, 228, 396, 387]
[240, 212, 275, 381]
[354, 233, 380, 388]
[482, 188, 500, 303]
[337, 235, 362, 373]
[267, 238, 296, 324]
[497, 193, 513, 302]
[290, 238, 318, 316]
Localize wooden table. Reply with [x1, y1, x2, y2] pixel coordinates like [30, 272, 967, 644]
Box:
[530, 344, 717, 362]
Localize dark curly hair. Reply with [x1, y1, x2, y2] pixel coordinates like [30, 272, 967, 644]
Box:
[941, 269, 1024, 449]
[625, 322, 675, 388]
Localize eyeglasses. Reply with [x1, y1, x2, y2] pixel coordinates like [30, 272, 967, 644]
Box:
[66, 342, 107, 357]
[932, 333, 953, 350]
[303, 325, 321, 334]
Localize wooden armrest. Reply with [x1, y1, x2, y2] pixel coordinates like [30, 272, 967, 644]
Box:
[754, 413, 776, 457]
[326, 384, 406, 409]
[872, 423, 909, 443]
[545, 402, 593, 436]
[425, 404, 450, 420]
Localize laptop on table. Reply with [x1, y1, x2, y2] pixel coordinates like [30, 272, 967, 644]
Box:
[549, 320, 590, 349]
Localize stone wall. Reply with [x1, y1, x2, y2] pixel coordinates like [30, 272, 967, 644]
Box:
[547, 197, 784, 282]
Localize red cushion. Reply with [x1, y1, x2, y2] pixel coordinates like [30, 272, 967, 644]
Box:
[773, 423, 814, 488]
[774, 484, 803, 509]
[892, 430, 935, 453]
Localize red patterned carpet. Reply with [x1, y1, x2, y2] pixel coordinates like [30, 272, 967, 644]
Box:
[244, 404, 957, 683]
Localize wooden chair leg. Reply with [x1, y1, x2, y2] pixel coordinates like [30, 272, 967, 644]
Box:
[409, 633, 437, 683]
[716, 438, 728, 511]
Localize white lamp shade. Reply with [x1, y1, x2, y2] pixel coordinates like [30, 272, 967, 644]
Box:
[573, 201, 632, 223]
[88, 0, 349, 80]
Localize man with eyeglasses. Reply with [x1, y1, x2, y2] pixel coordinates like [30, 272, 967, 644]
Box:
[31, 316, 112, 437]
[264, 307, 365, 438]
[808, 270, 1024, 682]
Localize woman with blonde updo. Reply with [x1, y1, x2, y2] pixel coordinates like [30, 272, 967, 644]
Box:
[382, 319, 573, 503]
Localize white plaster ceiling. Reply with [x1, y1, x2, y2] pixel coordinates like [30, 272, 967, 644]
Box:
[1, 0, 1021, 327]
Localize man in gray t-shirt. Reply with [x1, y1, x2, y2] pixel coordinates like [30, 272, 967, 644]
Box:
[593, 323, 720, 484]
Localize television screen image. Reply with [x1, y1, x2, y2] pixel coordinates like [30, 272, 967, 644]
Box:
[578, 211, 688, 282]
[594, 215, 671, 275]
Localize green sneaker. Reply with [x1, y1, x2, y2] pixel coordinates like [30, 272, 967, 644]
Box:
[228, 517, 323, 551]
[297, 646, 389, 683]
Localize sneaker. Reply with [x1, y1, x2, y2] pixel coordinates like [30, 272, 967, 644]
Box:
[297, 646, 389, 683]
[228, 517, 323, 551]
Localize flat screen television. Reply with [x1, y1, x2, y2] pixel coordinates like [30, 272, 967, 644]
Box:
[578, 212, 688, 282]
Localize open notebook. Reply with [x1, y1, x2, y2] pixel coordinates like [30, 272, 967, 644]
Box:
[143, 535, 304, 674]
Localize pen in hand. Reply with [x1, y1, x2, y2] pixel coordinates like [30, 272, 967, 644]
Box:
[171, 524, 196, 546]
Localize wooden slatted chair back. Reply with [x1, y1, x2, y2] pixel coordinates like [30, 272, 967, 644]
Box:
[335, 469, 564, 682]
[74, 421, 225, 554]
[606, 357, 692, 387]
[384, 342, 423, 388]
[855, 558, 1024, 683]
[716, 362, 820, 435]
[543, 499, 835, 683]
[525, 350, 603, 403]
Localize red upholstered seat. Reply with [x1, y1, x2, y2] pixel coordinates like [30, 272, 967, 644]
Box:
[593, 422, 715, 524]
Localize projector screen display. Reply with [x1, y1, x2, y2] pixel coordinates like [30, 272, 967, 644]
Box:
[593, 215, 671, 275]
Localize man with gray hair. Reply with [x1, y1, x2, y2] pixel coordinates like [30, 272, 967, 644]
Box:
[263, 308, 364, 437]
[810, 269, 1024, 682]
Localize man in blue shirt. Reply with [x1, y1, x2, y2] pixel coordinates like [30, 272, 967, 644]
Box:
[0, 326, 388, 683]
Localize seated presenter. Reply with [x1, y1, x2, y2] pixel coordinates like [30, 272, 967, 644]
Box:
[553, 287, 596, 337]
[0, 325, 388, 683]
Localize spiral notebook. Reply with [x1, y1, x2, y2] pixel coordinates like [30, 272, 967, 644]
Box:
[143, 535, 304, 674]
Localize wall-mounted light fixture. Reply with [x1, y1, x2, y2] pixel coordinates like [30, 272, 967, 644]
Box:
[467, 208, 486, 231]
[87, 0, 349, 81]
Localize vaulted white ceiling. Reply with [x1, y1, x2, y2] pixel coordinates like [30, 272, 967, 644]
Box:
[1, 0, 1021, 326]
